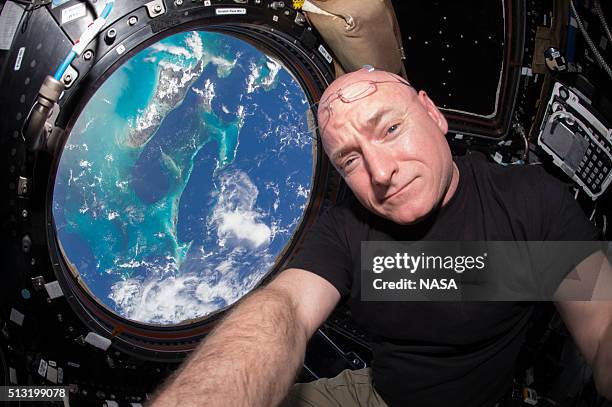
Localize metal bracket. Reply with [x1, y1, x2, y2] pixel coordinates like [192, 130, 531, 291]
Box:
[31, 276, 46, 291]
[145, 0, 166, 18]
[60, 65, 79, 89]
[17, 177, 29, 196]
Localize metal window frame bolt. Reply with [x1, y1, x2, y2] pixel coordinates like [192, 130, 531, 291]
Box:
[145, 0, 165, 17]
[105, 28, 117, 44]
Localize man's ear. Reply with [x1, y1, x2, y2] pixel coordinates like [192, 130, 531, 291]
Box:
[417, 91, 448, 134]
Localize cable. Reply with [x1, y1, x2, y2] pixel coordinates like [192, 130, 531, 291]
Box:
[593, 0, 612, 45]
[16, 0, 52, 33]
[53, 1, 115, 80]
[569, 0, 612, 81]
[53, 51, 77, 80]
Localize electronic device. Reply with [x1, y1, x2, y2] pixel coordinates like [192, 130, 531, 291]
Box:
[538, 80, 612, 199]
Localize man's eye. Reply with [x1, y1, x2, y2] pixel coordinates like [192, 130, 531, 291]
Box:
[342, 157, 357, 171]
[387, 124, 400, 134]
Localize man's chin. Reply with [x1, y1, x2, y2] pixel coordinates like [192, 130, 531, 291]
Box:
[379, 204, 431, 226]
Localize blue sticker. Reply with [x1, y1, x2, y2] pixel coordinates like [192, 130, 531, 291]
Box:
[52, 0, 72, 9]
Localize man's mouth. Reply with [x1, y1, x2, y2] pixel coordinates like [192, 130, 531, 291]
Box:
[383, 178, 417, 202]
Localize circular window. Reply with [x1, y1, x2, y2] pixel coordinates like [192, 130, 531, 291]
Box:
[52, 30, 314, 326]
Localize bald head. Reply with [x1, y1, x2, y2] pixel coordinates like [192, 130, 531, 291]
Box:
[317, 68, 416, 141]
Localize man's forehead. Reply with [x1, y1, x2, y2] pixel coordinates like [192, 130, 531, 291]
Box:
[320, 68, 405, 101]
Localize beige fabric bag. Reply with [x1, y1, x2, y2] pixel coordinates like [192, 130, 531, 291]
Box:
[303, 0, 407, 78]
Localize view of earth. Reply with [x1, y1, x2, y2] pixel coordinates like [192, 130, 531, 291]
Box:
[52, 31, 314, 325]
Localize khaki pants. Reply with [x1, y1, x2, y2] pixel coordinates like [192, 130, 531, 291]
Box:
[282, 368, 388, 407]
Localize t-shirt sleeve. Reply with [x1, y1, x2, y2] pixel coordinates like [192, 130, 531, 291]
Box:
[533, 167, 603, 297]
[283, 206, 353, 299]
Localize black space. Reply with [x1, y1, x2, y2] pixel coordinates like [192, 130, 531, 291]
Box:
[392, 0, 505, 116]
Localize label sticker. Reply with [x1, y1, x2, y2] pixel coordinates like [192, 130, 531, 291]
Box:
[9, 367, 17, 384]
[215, 8, 247, 15]
[14, 47, 25, 71]
[493, 151, 504, 164]
[116, 44, 126, 55]
[52, 0, 72, 8]
[84, 332, 112, 350]
[47, 366, 58, 383]
[38, 359, 48, 377]
[45, 281, 64, 299]
[9, 308, 24, 326]
[318, 45, 333, 64]
[61, 3, 87, 25]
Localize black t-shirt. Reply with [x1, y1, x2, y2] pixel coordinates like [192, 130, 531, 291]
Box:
[286, 152, 601, 407]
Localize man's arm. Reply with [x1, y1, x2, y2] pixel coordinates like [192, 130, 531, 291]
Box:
[554, 250, 612, 400]
[148, 268, 341, 407]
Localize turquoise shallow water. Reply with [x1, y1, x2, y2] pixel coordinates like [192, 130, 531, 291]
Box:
[53, 31, 313, 324]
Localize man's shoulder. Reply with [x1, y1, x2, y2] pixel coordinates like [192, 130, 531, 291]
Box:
[458, 151, 564, 195]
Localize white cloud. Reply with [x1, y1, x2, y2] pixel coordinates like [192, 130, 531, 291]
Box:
[185, 32, 204, 61]
[192, 79, 215, 111]
[149, 43, 192, 59]
[108, 265, 259, 324]
[210, 170, 271, 250]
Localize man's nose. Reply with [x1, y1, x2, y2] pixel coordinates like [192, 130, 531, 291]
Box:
[363, 144, 398, 188]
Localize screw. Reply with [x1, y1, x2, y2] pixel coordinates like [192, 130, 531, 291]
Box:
[154, 3, 162, 12]
[83, 50, 93, 60]
[270, 1, 284, 10]
[31, 258, 36, 266]
[21, 209, 28, 218]
[128, 16, 138, 25]
[63, 74, 72, 84]
[175, 0, 183, 5]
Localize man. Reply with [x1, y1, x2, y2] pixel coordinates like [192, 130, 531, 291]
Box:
[150, 68, 612, 407]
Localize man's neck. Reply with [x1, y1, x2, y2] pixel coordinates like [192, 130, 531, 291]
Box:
[440, 162, 460, 207]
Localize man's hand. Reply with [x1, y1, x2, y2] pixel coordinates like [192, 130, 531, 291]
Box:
[148, 268, 340, 407]
[554, 250, 612, 400]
